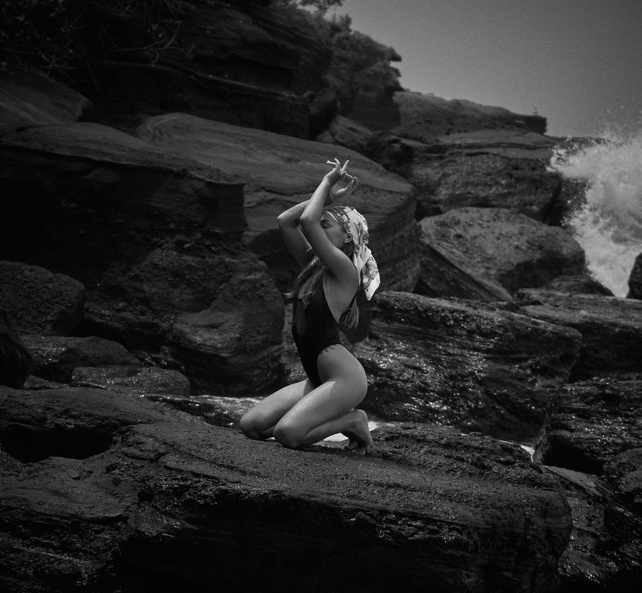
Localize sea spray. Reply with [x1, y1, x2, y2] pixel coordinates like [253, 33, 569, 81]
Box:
[549, 129, 642, 297]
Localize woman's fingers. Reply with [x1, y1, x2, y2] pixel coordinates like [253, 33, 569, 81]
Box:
[326, 158, 349, 174]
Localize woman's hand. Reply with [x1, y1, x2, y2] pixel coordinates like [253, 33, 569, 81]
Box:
[325, 158, 359, 201]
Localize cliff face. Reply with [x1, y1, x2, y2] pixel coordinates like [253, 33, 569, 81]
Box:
[33, 0, 542, 141]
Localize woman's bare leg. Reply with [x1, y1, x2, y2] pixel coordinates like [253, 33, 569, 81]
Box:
[272, 346, 375, 454]
[239, 379, 313, 440]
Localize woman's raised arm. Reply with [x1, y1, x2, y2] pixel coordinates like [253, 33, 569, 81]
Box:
[277, 159, 357, 269]
[299, 160, 357, 283]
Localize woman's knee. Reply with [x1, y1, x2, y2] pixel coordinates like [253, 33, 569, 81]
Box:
[273, 420, 303, 449]
[239, 411, 265, 440]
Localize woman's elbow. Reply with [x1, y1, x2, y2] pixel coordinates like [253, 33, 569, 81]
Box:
[299, 214, 316, 230]
[277, 212, 297, 230]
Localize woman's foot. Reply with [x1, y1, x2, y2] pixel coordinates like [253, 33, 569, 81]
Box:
[342, 409, 375, 455]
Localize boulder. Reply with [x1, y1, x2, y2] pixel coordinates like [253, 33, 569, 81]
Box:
[420, 208, 585, 293]
[166, 264, 285, 395]
[22, 335, 138, 383]
[0, 261, 85, 336]
[82, 248, 284, 396]
[628, 251, 642, 299]
[135, 112, 420, 293]
[0, 69, 92, 138]
[533, 378, 642, 474]
[353, 291, 581, 442]
[0, 385, 572, 593]
[416, 240, 513, 302]
[71, 365, 191, 397]
[515, 289, 642, 378]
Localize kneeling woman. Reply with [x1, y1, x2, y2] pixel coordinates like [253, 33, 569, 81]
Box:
[239, 159, 380, 454]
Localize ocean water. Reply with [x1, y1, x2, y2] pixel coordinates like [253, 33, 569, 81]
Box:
[549, 126, 642, 297]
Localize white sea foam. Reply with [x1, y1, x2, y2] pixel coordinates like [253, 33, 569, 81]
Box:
[549, 126, 642, 297]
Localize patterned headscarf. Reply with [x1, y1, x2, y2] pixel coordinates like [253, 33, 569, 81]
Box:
[326, 206, 381, 300]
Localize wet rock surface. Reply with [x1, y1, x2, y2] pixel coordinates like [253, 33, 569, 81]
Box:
[534, 379, 642, 474]
[353, 291, 581, 442]
[515, 289, 642, 379]
[0, 385, 570, 593]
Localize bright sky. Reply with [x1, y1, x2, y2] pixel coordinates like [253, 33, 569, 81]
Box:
[330, 0, 642, 138]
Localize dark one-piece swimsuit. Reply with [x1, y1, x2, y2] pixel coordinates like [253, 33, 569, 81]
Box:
[292, 286, 356, 388]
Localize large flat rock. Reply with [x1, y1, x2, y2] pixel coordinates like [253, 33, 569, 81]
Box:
[0, 385, 571, 593]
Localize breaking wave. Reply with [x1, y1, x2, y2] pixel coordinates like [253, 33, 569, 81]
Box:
[549, 126, 642, 297]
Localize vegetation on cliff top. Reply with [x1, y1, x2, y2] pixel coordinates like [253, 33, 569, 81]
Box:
[0, 0, 400, 108]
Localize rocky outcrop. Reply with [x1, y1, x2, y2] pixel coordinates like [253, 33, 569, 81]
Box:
[76, 0, 331, 139]
[366, 129, 561, 221]
[515, 289, 642, 379]
[352, 291, 581, 442]
[348, 88, 546, 140]
[0, 385, 571, 593]
[0, 122, 283, 395]
[135, 112, 421, 293]
[390, 91, 547, 138]
[0, 261, 85, 336]
[419, 208, 585, 294]
[0, 69, 93, 136]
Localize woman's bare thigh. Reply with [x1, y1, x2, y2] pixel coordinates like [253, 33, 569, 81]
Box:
[278, 345, 367, 431]
[317, 344, 367, 398]
[240, 379, 313, 435]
